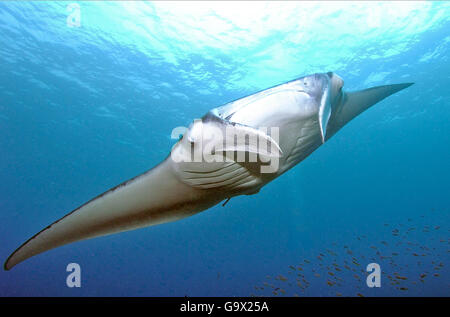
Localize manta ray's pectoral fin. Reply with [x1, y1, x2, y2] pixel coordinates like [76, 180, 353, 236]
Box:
[4, 159, 221, 271]
[340, 83, 414, 127]
[172, 117, 282, 193]
[326, 82, 414, 139]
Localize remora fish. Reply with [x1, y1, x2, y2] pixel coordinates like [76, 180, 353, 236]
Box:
[4, 72, 413, 270]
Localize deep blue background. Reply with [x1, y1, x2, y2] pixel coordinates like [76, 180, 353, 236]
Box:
[0, 2, 448, 296]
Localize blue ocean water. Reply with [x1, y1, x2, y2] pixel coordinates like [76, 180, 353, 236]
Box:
[0, 1, 449, 297]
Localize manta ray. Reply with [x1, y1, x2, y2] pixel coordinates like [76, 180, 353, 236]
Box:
[4, 72, 413, 270]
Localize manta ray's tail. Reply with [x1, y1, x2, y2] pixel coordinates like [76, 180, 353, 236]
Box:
[4, 159, 218, 270]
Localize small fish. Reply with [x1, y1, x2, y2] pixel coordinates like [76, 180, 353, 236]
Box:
[327, 281, 335, 286]
[434, 273, 440, 277]
[357, 293, 364, 297]
[420, 274, 426, 279]
[395, 275, 407, 280]
[314, 273, 320, 278]
[336, 292, 342, 297]
[277, 275, 288, 282]
[328, 272, 335, 276]
[399, 287, 408, 291]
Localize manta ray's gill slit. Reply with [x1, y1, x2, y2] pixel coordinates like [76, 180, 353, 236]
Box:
[193, 169, 253, 190]
[183, 162, 241, 179]
[181, 161, 236, 174]
[186, 166, 248, 185]
[185, 168, 247, 185]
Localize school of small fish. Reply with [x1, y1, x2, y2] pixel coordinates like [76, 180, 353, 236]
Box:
[250, 213, 449, 297]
